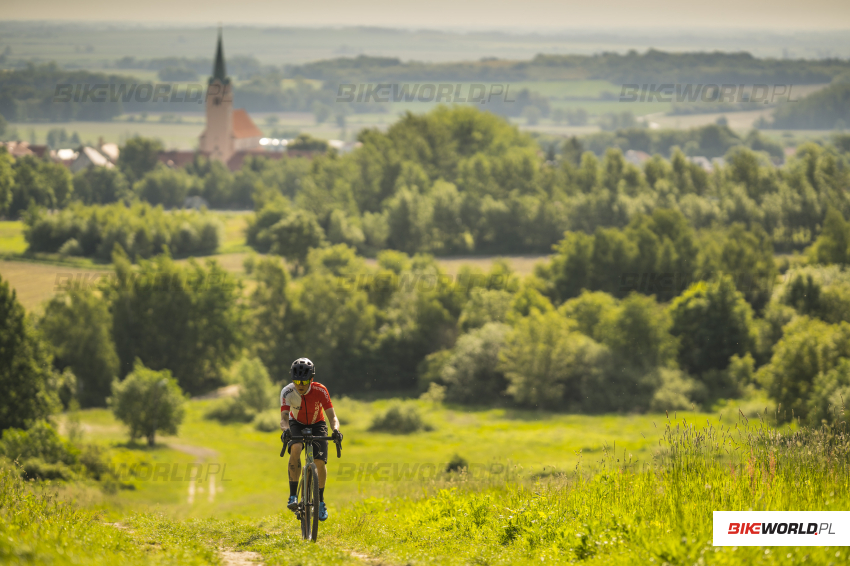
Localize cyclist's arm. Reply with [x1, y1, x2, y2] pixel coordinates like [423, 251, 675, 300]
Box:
[325, 407, 341, 432]
[280, 406, 290, 431]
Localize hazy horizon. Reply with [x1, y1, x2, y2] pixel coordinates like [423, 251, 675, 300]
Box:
[5, 0, 850, 32]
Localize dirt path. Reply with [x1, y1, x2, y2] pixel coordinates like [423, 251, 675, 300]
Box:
[347, 549, 393, 565]
[168, 443, 221, 504]
[220, 548, 264, 566]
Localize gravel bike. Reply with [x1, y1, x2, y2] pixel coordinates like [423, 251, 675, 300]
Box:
[280, 429, 342, 541]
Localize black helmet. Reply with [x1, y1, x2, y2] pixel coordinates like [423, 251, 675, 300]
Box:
[291, 358, 315, 379]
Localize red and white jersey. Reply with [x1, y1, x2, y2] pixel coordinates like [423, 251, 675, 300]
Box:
[280, 382, 333, 425]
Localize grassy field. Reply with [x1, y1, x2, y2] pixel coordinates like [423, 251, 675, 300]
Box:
[0, 220, 26, 254]
[56, 398, 673, 518]
[4, 394, 844, 565]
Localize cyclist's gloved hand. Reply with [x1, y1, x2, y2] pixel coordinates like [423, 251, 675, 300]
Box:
[333, 429, 343, 442]
[281, 429, 291, 446]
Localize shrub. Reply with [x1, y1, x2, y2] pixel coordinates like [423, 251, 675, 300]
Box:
[0, 420, 77, 467]
[109, 361, 186, 446]
[669, 276, 756, 377]
[206, 358, 275, 423]
[252, 411, 281, 432]
[369, 403, 432, 434]
[445, 454, 469, 473]
[20, 458, 75, 481]
[500, 310, 615, 411]
[205, 397, 254, 423]
[233, 358, 275, 414]
[58, 238, 83, 256]
[758, 316, 850, 423]
[649, 369, 704, 412]
[442, 323, 511, 403]
[806, 358, 850, 425]
[24, 202, 222, 260]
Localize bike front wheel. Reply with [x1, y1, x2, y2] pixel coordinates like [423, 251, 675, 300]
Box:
[301, 463, 320, 541]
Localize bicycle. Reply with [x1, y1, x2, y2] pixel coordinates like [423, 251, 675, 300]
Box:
[280, 429, 342, 541]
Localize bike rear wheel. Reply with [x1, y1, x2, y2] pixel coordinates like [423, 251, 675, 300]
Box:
[301, 463, 320, 541]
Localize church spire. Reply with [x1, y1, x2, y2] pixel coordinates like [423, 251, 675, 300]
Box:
[211, 27, 228, 84]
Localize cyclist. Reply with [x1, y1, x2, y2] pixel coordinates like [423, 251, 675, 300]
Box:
[280, 357, 342, 522]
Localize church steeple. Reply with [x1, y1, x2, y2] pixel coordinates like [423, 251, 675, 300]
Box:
[211, 28, 228, 84]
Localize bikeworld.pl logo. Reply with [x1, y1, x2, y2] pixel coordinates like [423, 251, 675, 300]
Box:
[619, 84, 799, 104]
[336, 83, 515, 104]
[713, 511, 850, 546]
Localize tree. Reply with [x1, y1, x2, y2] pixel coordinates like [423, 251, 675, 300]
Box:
[810, 207, 850, 265]
[266, 211, 327, 272]
[118, 137, 164, 183]
[0, 275, 59, 431]
[600, 292, 678, 373]
[286, 272, 377, 391]
[72, 166, 130, 205]
[109, 360, 186, 446]
[669, 276, 756, 377]
[699, 223, 776, 311]
[758, 316, 850, 423]
[249, 256, 294, 384]
[205, 357, 276, 423]
[522, 106, 542, 126]
[806, 358, 850, 425]
[0, 147, 14, 217]
[38, 287, 119, 407]
[10, 156, 55, 218]
[441, 322, 511, 403]
[133, 165, 194, 208]
[500, 310, 612, 411]
[108, 249, 244, 394]
[458, 288, 513, 332]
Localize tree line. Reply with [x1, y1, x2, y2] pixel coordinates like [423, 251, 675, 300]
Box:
[5, 107, 850, 262]
[4, 203, 850, 437]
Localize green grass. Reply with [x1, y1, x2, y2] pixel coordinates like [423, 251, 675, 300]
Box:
[331, 419, 850, 565]
[6, 396, 848, 564]
[0, 221, 26, 255]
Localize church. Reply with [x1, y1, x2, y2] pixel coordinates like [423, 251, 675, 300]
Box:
[159, 30, 271, 171]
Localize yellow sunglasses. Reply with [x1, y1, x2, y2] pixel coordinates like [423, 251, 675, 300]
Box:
[293, 379, 313, 386]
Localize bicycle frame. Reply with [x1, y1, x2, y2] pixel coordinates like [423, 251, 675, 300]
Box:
[285, 430, 340, 541]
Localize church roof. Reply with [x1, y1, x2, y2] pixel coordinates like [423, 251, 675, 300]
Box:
[210, 28, 229, 85]
[232, 109, 263, 139]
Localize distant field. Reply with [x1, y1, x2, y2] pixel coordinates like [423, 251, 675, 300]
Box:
[0, 220, 26, 254]
[11, 120, 205, 149]
[1, 207, 548, 311]
[0, 260, 111, 312]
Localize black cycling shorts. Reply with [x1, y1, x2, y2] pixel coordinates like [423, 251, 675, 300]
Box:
[288, 420, 328, 463]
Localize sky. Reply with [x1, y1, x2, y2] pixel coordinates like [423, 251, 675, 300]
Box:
[5, 0, 850, 31]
